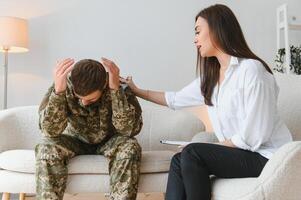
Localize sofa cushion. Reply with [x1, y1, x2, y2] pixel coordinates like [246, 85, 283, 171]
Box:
[0, 150, 175, 174]
[0, 170, 169, 193]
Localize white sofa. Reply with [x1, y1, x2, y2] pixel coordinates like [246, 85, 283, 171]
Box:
[1, 73, 301, 200]
[0, 102, 205, 200]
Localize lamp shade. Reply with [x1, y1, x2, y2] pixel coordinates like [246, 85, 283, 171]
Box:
[0, 16, 29, 53]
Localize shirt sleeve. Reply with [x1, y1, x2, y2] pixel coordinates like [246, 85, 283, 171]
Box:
[231, 80, 277, 151]
[165, 78, 204, 110]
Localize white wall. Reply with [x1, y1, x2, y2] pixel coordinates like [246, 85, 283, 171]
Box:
[0, 0, 300, 109]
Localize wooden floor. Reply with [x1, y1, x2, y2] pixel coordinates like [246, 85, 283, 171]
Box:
[23, 193, 164, 200]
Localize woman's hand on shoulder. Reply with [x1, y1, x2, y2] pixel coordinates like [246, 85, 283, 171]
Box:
[120, 76, 139, 92]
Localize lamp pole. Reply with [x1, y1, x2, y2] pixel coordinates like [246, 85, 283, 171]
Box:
[3, 47, 8, 109]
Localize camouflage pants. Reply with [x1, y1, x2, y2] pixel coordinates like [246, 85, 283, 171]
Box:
[35, 134, 141, 200]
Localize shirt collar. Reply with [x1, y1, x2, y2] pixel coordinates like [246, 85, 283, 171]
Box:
[224, 56, 239, 77]
[229, 56, 239, 66]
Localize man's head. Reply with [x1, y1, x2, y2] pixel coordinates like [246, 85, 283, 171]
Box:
[70, 59, 107, 106]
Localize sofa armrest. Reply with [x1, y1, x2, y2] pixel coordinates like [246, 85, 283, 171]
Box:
[0, 106, 41, 153]
[0, 109, 16, 153]
[191, 131, 218, 143]
[257, 141, 301, 199]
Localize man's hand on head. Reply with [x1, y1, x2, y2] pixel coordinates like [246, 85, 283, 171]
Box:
[101, 57, 120, 91]
[54, 58, 75, 94]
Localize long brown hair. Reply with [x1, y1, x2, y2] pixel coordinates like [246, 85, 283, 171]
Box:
[196, 4, 272, 106]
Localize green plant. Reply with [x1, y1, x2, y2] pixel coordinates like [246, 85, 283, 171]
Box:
[274, 45, 301, 74]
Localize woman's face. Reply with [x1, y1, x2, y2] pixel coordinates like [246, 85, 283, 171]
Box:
[194, 17, 216, 57]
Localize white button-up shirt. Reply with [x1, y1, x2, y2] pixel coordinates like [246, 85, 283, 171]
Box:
[165, 56, 292, 159]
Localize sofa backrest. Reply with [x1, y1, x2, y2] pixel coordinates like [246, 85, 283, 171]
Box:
[275, 73, 301, 141]
[136, 103, 205, 151]
[0, 103, 205, 152]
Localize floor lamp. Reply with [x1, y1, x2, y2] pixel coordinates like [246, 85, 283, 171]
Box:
[0, 16, 29, 109]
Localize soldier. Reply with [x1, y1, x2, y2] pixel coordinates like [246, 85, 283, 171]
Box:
[35, 58, 143, 200]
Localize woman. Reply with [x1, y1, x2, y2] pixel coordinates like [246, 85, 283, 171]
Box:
[116, 4, 292, 200]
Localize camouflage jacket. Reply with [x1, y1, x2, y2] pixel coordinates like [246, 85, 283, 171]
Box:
[38, 79, 143, 144]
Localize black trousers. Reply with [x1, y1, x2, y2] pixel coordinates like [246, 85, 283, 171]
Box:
[165, 143, 268, 200]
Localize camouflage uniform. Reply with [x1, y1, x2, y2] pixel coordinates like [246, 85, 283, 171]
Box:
[35, 79, 143, 200]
